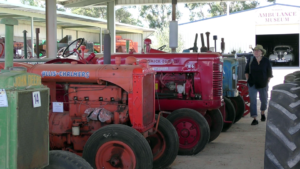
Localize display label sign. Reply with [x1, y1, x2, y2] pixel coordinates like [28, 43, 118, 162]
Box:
[53, 102, 64, 113]
[32, 91, 41, 108]
[256, 6, 300, 25]
[0, 89, 8, 107]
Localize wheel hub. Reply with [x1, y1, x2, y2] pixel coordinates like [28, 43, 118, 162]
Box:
[181, 129, 190, 138]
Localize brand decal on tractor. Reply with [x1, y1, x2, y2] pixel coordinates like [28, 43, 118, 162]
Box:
[41, 71, 90, 78]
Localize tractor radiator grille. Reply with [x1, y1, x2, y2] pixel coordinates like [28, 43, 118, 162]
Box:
[143, 74, 154, 126]
[213, 63, 223, 97]
[17, 90, 49, 169]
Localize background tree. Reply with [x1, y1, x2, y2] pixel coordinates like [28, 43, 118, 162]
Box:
[71, 6, 141, 26]
[139, 5, 182, 29]
[151, 25, 184, 53]
[184, 1, 259, 21]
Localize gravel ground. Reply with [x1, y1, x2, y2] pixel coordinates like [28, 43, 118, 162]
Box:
[168, 66, 300, 169]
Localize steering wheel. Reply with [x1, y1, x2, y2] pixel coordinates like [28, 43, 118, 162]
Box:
[62, 38, 84, 58]
[157, 45, 166, 51]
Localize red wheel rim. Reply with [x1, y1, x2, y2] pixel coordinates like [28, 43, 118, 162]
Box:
[173, 118, 201, 149]
[147, 130, 166, 161]
[95, 141, 136, 169]
[204, 113, 212, 127]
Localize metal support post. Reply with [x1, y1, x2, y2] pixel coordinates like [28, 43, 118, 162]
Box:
[171, 0, 177, 53]
[23, 30, 27, 59]
[36, 28, 40, 58]
[99, 28, 102, 53]
[108, 1, 116, 53]
[0, 18, 18, 70]
[31, 17, 34, 57]
[46, 0, 57, 58]
[126, 40, 129, 53]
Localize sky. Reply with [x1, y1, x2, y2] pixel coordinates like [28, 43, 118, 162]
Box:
[3, 0, 300, 25]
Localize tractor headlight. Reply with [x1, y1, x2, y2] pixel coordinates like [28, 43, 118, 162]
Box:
[284, 52, 287, 55]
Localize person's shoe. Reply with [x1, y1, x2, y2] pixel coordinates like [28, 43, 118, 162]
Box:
[251, 119, 258, 125]
[261, 114, 266, 122]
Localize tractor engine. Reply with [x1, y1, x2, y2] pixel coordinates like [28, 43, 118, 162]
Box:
[155, 73, 201, 100]
[18, 61, 156, 155]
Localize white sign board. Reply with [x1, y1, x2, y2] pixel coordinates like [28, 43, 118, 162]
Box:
[52, 102, 64, 113]
[256, 6, 300, 25]
[32, 91, 41, 108]
[0, 89, 8, 107]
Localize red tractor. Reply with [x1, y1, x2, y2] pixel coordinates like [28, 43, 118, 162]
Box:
[93, 52, 225, 155]
[0, 60, 179, 169]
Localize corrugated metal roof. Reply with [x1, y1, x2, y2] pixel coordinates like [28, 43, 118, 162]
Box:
[0, 0, 155, 34]
[59, 0, 250, 8]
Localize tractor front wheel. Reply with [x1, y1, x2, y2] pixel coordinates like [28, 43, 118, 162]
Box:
[205, 109, 223, 142]
[147, 115, 179, 169]
[44, 150, 92, 169]
[222, 97, 236, 132]
[167, 108, 210, 155]
[82, 125, 153, 169]
[229, 95, 245, 123]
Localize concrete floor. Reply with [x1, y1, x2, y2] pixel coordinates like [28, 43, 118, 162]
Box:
[169, 67, 300, 169]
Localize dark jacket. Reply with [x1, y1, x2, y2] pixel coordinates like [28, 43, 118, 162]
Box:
[245, 56, 273, 89]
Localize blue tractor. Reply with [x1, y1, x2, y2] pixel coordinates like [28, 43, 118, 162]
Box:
[222, 57, 245, 124]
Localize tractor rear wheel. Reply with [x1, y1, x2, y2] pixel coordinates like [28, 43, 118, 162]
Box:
[147, 115, 179, 169]
[205, 109, 223, 142]
[82, 125, 153, 169]
[265, 83, 300, 169]
[222, 97, 236, 132]
[229, 95, 245, 123]
[44, 150, 92, 169]
[167, 108, 210, 155]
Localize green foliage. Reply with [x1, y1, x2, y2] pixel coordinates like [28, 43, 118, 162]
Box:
[185, 1, 259, 20]
[71, 7, 107, 19]
[20, 0, 39, 6]
[152, 25, 184, 53]
[71, 6, 141, 26]
[139, 5, 182, 29]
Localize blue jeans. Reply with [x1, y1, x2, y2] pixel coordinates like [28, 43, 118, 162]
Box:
[248, 84, 268, 118]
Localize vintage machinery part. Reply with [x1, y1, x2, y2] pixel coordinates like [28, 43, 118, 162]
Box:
[237, 80, 250, 117]
[62, 38, 84, 57]
[36, 28, 40, 58]
[229, 95, 245, 123]
[200, 33, 207, 52]
[221, 38, 225, 54]
[157, 45, 166, 51]
[205, 32, 210, 51]
[213, 35, 217, 52]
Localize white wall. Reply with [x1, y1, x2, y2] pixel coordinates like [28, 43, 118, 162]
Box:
[179, 4, 300, 54]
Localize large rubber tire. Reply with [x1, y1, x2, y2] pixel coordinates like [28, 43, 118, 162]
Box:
[167, 108, 210, 155]
[44, 150, 93, 169]
[147, 115, 179, 169]
[229, 95, 245, 123]
[265, 83, 300, 169]
[205, 109, 223, 142]
[284, 71, 300, 83]
[82, 125, 153, 169]
[222, 97, 236, 132]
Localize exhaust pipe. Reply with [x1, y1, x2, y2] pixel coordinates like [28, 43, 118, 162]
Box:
[205, 32, 210, 52]
[200, 33, 207, 52]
